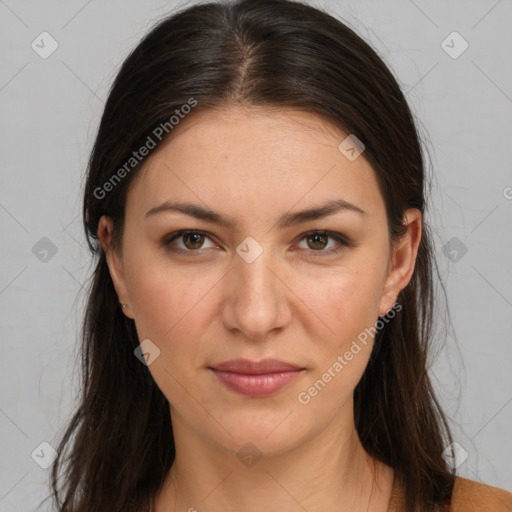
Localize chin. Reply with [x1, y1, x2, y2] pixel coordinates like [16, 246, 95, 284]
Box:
[209, 413, 309, 459]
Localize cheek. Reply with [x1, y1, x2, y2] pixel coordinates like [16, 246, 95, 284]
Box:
[292, 274, 381, 413]
[124, 250, 220, 341]
[123, 256, 216, 405]
[304, 266, 384, 339]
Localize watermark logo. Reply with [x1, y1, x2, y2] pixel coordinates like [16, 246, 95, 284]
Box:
[31, 441, 58, 469]
[237, 442, 262, 468]
[134, 338, 161, 366]
[442, 441, 469, 469]
[442, 236, 468, 263]
[236, 236, 264, 264]
[31, 31, 59, 59]
[441, 31, 469, 60]
[32, 237, 58, 263]
[338, 134, 365, 161]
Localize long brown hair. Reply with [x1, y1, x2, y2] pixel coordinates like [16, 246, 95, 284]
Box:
[50, 0, 455, 510]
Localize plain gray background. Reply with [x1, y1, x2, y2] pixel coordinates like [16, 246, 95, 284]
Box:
[1, 0, 511, 509]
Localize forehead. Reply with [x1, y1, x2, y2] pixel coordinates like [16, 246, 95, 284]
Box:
[152, 106, 350, 168]
[126, 105, 385, 221]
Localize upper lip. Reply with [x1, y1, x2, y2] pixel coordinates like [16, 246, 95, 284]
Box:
[210, 358, 303, 374]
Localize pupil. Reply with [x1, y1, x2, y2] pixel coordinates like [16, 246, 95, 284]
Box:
[185, 233, 203, 249]
[309, 233, 326, 250]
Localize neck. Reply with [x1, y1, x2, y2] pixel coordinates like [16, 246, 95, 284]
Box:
[154, 401, 394, 512]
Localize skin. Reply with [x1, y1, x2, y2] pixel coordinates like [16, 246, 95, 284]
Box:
[98, 105, 422, 512]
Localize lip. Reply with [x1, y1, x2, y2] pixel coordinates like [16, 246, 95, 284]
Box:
[211, 358, 303, 374]
[209, 358, 305, 397]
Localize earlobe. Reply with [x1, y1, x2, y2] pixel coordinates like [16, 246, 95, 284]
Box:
[378, 209, 422, 316]
[97, 216, 134, 319]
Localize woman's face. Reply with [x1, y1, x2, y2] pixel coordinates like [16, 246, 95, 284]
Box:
[100, 105, 420, 458]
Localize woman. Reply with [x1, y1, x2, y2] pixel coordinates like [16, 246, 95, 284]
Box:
[50, 0, 512, 510]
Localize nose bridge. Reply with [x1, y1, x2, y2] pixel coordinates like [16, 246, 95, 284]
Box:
[237, 246, 278, 298]
[222, 237, 289, 339]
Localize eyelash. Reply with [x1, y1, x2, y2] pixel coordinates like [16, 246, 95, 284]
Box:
[161, 229, 354, 257]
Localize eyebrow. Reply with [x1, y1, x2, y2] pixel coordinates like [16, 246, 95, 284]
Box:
[144, 198, 366, 229]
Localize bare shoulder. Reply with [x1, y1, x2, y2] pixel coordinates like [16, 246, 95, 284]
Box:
[451, 477, 512, 511]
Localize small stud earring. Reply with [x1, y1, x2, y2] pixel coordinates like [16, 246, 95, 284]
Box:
[120, 303, 127, 310]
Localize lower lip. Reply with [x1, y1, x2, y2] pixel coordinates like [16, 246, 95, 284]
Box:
[210, 369, 303, 397]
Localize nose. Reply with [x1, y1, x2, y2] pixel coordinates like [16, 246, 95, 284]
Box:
[220, 247, 292, 341]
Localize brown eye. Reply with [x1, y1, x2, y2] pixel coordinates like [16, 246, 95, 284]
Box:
[306, 232, 329, 251]
[162, 229, 354, 257]
[162, 230, 217, 254]
[182, 232, 205, 250]
[297, 230, 354, 256]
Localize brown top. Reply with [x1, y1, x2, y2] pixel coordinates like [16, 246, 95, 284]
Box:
[387, 475, 512, 511]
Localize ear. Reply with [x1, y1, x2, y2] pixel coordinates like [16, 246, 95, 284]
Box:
[378, 208, 422, 317]
[97, 216, 134, 319]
